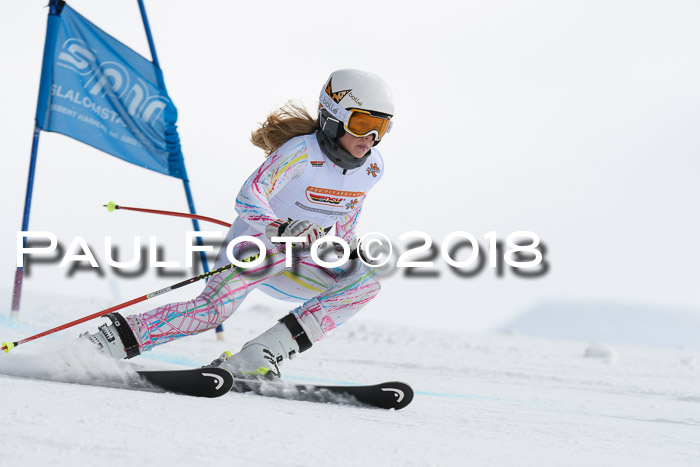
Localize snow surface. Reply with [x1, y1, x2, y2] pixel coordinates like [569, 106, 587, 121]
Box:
[1, 293, 699, 467]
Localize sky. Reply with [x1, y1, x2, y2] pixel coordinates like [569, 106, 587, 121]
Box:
[1, 0, 699, 334]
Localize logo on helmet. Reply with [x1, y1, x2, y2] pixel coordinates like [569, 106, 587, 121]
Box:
[348, 92, 363, 107]
[325, 78, 351, 104]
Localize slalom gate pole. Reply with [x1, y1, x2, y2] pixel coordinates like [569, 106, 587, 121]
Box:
[1, 258, 251, 354]
[11, 125, 42, 317]
[105, 201, 231, 228]
[12, 0, 64, 317]
[137, 0, 225, 339]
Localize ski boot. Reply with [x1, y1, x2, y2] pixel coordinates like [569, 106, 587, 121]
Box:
[79, 312, 140, 359]
[210, 314, 312, 379]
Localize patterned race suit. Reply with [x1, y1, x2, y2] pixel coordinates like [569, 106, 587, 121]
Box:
[125, 133, 385, 352]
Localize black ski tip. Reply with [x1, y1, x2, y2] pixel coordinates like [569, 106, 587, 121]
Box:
[138, 367, 234, 398]
[229, 378, 414, 410]
[369, 381, 414, 410]
[292, 380, 414, 410]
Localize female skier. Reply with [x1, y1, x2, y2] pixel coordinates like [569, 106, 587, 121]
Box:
[82, 69, 394, 378]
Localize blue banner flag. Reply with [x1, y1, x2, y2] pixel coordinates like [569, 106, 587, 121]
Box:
[36, 4, 186, 179]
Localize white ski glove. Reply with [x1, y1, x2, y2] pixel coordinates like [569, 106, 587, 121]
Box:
[346, 237, 370, 263]
[265, 218, 325, 250]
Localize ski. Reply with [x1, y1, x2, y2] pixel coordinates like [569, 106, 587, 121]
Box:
[137, 367, 234, 398]
[230, 379, 414, 410]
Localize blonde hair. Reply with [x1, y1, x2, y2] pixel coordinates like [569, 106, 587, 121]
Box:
[250, 101, 318, 156]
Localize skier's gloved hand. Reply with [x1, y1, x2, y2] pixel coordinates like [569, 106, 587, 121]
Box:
[347, 237, 368, 263]
[346, 237, 384, 265]
[265, 218, 325, 250]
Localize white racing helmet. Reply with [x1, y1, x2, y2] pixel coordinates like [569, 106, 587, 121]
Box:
[319, 69, 394, 145]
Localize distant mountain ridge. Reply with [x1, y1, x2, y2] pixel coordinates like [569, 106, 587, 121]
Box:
[500, 301, 700, 351]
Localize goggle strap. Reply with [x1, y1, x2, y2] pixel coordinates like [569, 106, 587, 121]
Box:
[321, 113, 344, 139]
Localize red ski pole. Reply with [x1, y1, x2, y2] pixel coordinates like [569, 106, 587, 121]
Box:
[1, 259, 251, 353]
[104, 201, 231, 228]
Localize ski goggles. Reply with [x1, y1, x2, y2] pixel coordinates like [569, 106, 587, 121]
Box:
[344, 109, 393, 141]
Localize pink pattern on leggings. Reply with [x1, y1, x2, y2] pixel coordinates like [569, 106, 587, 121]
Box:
[126, 251, 380, 353]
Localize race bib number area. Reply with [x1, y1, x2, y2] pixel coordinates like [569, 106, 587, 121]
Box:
[304, 186, 364, 210]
